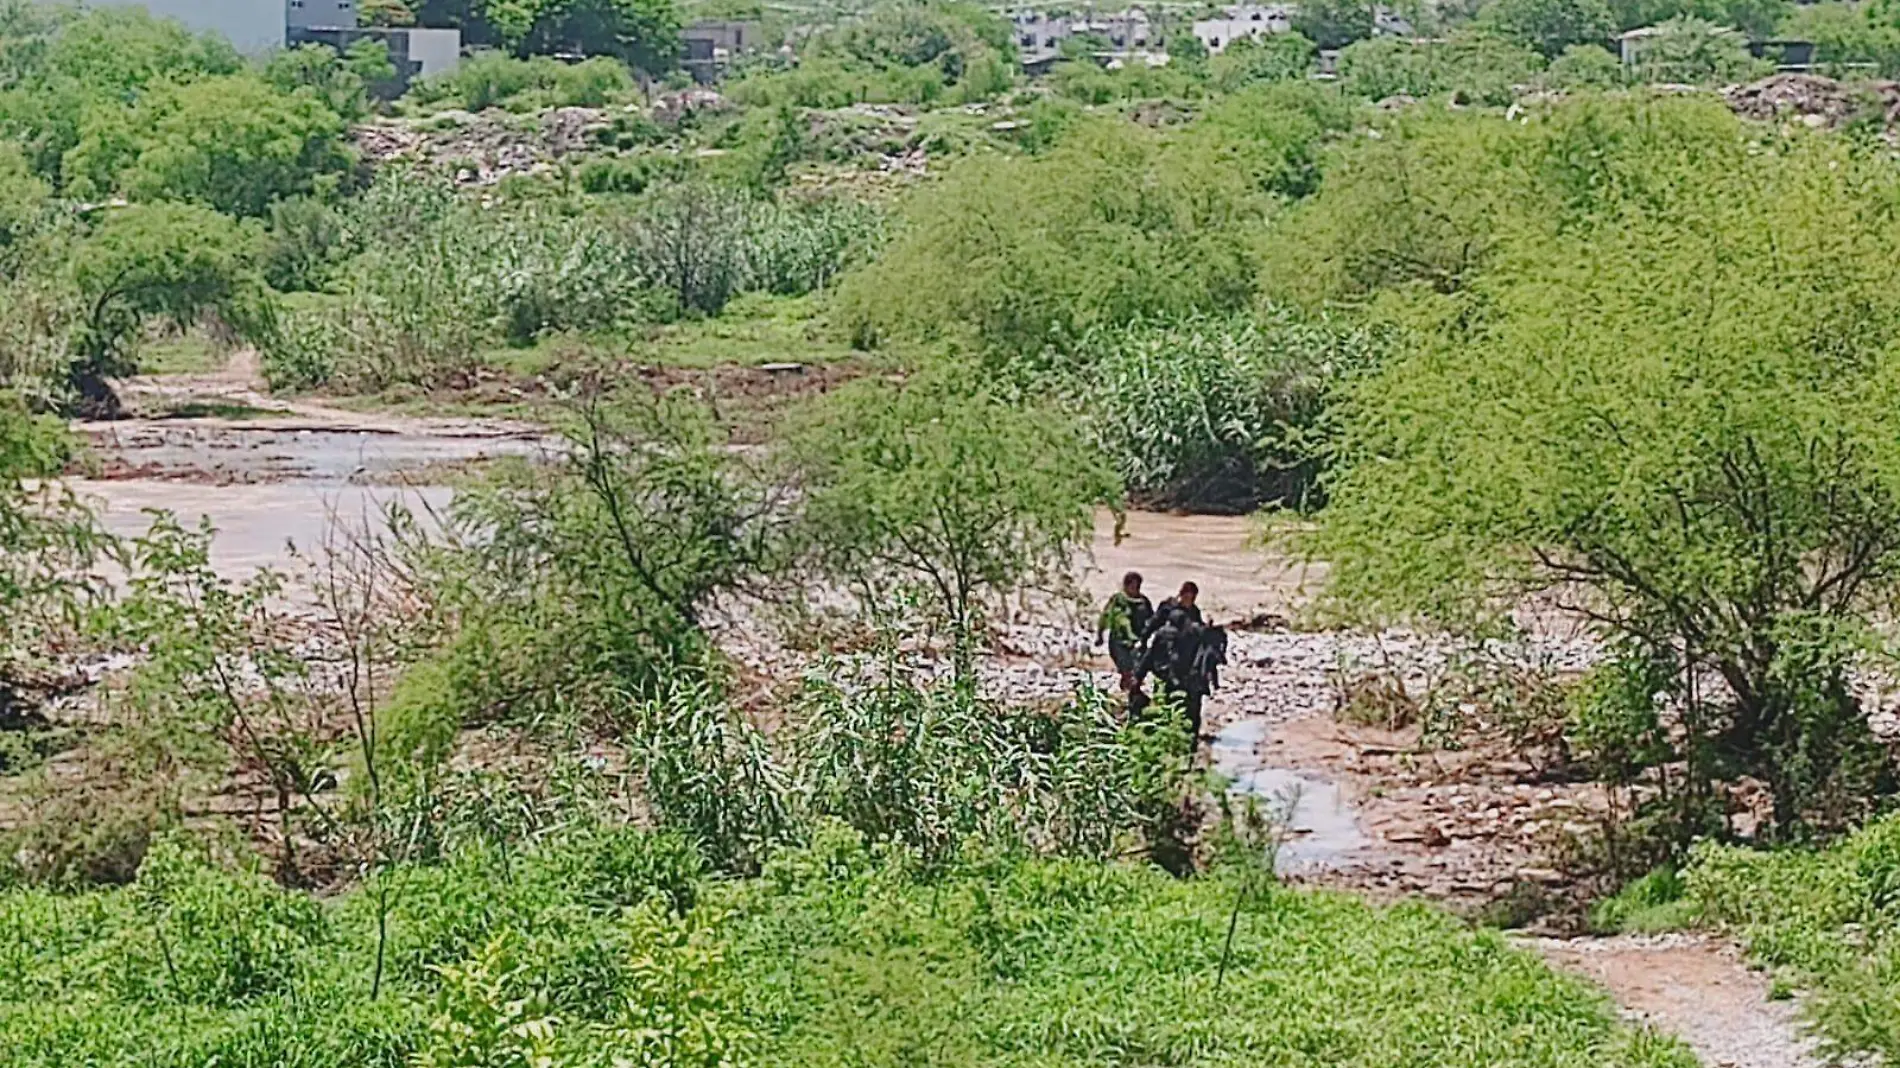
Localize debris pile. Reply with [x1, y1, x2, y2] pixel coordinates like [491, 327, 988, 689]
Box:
[650, 87, 729, 127]
[353, 106, 620, 185]
[1723, 73, 1900, 130]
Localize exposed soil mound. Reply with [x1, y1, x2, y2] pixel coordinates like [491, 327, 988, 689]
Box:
[1724, 72, 1900, 129]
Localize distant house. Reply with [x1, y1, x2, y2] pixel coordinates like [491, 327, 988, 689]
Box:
[1190, 3, 1407, 55]
[682, 20, 765, 83]
[1191, 4, 1294, 55]
[1011, 7, 1153, 69]
[287, 0, 461, 89]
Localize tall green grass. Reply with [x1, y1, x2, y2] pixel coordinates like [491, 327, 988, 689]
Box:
[0, 824, 1693, 1067]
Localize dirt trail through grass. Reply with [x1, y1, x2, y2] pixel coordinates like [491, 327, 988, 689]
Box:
[1528, 935, 1819, 1068]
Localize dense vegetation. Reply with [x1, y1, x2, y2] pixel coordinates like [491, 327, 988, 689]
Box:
[0, 825, 1695, 1067]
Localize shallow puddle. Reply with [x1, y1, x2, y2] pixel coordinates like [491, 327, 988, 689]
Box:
[1212, 717, 1370, 875]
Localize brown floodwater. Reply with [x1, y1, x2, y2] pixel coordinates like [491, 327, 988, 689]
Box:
[1085, 510, 1326, 623]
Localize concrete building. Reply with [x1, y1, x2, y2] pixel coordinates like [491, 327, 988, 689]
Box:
[99, 0, 284, 51]
[1011, 7, 1154, 68]
[681, 20, 765, 83]
[285, 0, 461, 86]
[1191, 4, 1294, 55]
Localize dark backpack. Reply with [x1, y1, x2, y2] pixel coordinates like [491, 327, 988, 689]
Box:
[1192, 625, 1228, 692]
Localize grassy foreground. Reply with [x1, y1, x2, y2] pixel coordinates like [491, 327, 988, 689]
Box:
[1688, 812, 1900, 1062]
[0, 825, 1691, 1068]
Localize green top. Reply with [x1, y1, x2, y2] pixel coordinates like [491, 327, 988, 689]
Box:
[1098, 591, 1153, 644]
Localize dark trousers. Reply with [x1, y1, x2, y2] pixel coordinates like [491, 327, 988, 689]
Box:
[1154, 681, 1204, 739]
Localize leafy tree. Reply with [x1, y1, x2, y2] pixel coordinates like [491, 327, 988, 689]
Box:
[837, 118, 1260, 365]
[1184, 81, 1355, 200]
[65, 73, 350, 217]
[265, 43, 380, 121]
[1210, 32, 1319, 89]
[1629, 16, 1764, 84]
[1293, 0, 1379, 48]
[1546, 41, 1625, 83]
[0, 6, 241, 184]
[793, 1, 1017, 103]
[1607, 0, 1790, 36]
[1336, 33, 1543, 104]
[1479, 0, 1617, 57]
[0, 392, 102, 720]
[65, 203, 273, 415]
[1781, 2, 1900, 77]
[788, 370, 1119, 681]
[416, 385, 796, 718]
[626, 181, 754, 315]
[0, 140, 50, 261]
[1059, 31, 1114, 59]
[361, 0, 419, 26]
[1169, 30, 1211, 67]
[487, 0, 682, 72]
[1264, 96, 1740, 306]
[1309, 125, 1900, 838]
[346, 36, 401, 90]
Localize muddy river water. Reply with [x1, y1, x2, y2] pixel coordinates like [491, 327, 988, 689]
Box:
[78, 412, 1370, 874]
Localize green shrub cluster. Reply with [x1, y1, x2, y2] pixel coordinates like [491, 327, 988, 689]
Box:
[727, 2, 1017, 108]
[1071, 311, 1389, 512]
[406, 53, 642, 113]
[262, 173, 882, 391]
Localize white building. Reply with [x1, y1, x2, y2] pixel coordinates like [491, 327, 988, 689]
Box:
[1011, 7, 1154, 65]
[1191, 4, 1294, 55]
[1191, 2, 1411, 54]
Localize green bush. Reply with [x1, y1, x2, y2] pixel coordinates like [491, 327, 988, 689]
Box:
[1185, 81, 1357, 200]
[1073, 311, 1387, 512]
[1627, 17, 1768, 84]
[1338, 33, 1545, 105]
[0, 828, 1695, 1066]
[1590, 867, 1697, 934]
[64, 71, 351, 217]
[723, 841, 1694, 1067]
[1211, 32, 1320, 90]
[408, 52, 640, 112]
[1546, 43, 1626, 86]
[788, 672, 1192, 868]
[836, 117, 1261, 362]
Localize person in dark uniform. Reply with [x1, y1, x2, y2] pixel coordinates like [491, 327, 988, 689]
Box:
[1143, 581, 1203, 641]
[1097, 570, 1154, 694]
[1138, 608, 1209, 740]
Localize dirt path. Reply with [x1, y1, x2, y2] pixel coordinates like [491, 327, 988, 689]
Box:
[1528, 934, 1819, 1068]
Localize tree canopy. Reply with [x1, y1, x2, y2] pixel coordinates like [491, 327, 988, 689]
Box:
[1308, 100, 1900, 834]
[788, 371, 1119, 678]
[65, 73, 351, 218]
